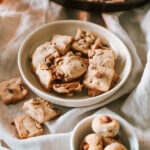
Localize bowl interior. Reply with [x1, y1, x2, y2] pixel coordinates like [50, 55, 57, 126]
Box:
[18, 20, 132, 107]
[71, 115, 139, 150]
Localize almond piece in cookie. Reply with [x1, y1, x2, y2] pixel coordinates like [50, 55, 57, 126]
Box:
[22, 98, 61, 124]
[53, 52, 87, 82]
[51, 34, 73, 55]
[88, 49, 115, 69]
[36, 63, 54, 91]
[0, 78, 28, 104]
[14, 114, 43, 139]
[83, 64, 115, 92]
[31, 42, 60, 72]
[53, 82, 83, 97]
[72, 29, 102, 55]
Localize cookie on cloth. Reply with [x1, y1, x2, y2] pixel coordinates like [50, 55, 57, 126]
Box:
[52, 52, 87, 82]
[0, 78, 28, 104]
[83, 64, 115, 92]
[80, 133, 103, 150]
[104, 143, 127, 150]
[14, 114, 43, 139]
[35, 63, 54, 91]
[22, 98, 61, 124]
[53, 82, 83, 97]
[51, 34, 73, 55]
[72, 28, 102, 55]
[92, 115, 120, 137]
[31, 41, 60, 72]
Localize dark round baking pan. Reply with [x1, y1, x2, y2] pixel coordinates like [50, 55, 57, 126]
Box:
[51, 0, 148, 12]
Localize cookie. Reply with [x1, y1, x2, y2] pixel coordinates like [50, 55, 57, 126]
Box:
[92, 115, 120, 137]
[51, 34, 73, 55]
[104, 143, 127, 150]
[88, 49, 115, 69]
[80, 133, 103, 150]
[72, 29, 102, 55]
[22, 98, 61, 124]
[0, 78, 28, 104]
[53, 82, 83, 97]
[36, 63, 54, 91]
[103, 136, 121, 147]
[83, 64, 115, 92]
[31, 42, 60, 72]
[52, 52, 87, 82]
[14, 114, 43, 139]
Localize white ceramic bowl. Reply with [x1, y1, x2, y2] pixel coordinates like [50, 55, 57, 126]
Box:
[71, 114, 139, 150]
[18, 20, 132, 107]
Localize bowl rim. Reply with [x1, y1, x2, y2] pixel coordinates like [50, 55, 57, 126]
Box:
[18, 20, 132, 107]
[70, 114, 139, 150]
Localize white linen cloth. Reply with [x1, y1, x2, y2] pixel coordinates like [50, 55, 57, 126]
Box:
[0, 0, 150, 149]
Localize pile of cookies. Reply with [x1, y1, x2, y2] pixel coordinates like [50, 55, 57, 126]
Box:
[0, 77, 61, 139]
[31, 29, 118, 97]
[80, 115, 127, 150]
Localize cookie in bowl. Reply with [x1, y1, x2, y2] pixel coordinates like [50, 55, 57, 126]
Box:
[70, 114, 138, 150]
[104, 143, 127, 150]
[80, 133, 103, 150]
[92, 115, 120, 137]
[29, 28, 119, 98]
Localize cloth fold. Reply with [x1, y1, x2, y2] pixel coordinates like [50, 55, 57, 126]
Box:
[0, 0, 150, 149]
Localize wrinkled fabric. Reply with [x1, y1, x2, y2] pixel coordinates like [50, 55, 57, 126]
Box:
[0, 0, 150, 149]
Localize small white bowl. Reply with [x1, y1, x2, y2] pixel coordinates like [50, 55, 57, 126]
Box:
[18, 20, 132, 107]
[71, 114, 139, 150]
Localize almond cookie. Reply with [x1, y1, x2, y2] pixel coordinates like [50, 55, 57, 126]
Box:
[103, 136, 121, 147]
[52, 52, 87, 82]
[80, 133, 103, 150]
[22, 98, 61, 124]
[51, 34, 73, 55]
[53, 82, 83, 97]
[104, 143, 127, 150]
[83, 64, 115, 92]
[92, 115, 120, 137]
[0, 78, 28, 104]
[88, 49, 115, 69]
[31, 41, 60, 72]
[36, 63, 54, 91]
[14, 114, 43, 139]
[72, 29, 101, 55]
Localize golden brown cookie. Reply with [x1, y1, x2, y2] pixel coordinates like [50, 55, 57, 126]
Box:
[104, 143, 127, 150]
[88, 49, 115, 69]
[52, 52, 87, 82]
[53, 82, 83, 97]
[0, 78, 28, 104]
[31, 42, 60, 72]
[83, 64, 115, 92]
[22, 98, 61, 124]
[92, 115, 120, 137]
[51, 34, 73, 55]
[36, 63, 54, 91]
[14, 114, 43, 139]
[72, 29, 102, 55]
[80, 133, 103, 150]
